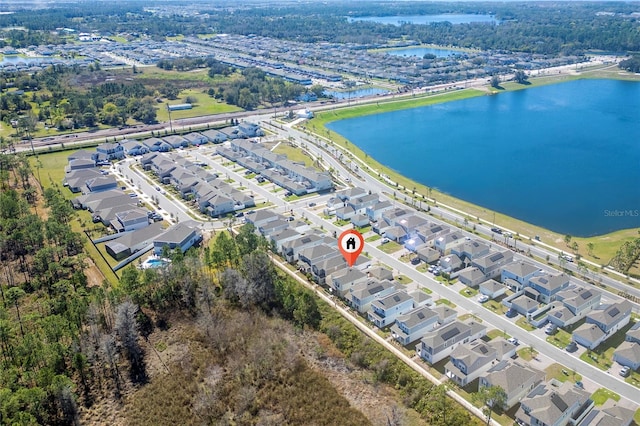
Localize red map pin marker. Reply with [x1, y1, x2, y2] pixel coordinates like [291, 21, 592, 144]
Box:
[338, 229, 364, 267]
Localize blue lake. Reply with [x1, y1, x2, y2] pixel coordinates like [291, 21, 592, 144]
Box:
[324, 87, 390, 99]
[350, 14, 497, 26]
[326, 79, 640, 237]
[385, 47, 462, 58]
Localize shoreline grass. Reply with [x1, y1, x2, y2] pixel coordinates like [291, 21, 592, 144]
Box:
[302, 66, 640, 275]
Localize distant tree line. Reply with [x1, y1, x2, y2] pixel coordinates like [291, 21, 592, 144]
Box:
[619, 56, 640, 73]
[2, 2, 640, 56]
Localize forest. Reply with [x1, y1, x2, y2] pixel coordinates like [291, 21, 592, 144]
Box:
[1, 2, 640, 54]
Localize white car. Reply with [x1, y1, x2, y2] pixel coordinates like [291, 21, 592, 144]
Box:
[477, 295, 490, 303]
[507, 337, 519, 346]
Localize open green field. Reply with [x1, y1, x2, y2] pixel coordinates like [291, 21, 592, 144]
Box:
[272, 142, 317, 168]
[591, 388, 620, 406]
[302, 66, 640, 277]
[156, 88, 242, 122]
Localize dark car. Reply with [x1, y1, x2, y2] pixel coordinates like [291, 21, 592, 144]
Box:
[491, 227, 503, 234]
[505, 309, 518, 318]
[411, 257, 421, 265]
[565, 342, 578, 353]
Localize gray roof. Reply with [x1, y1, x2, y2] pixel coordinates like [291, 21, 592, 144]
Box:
[432, 305, 458, 322]
[332, 268, 367, 286]
[520, 381, 590, 426]
[396, 306, 438, 328]
[626, 321, 640, 342]
[105, 222, 166, 252]
[588, 300, 632, 328]
[371, 290, 412, 311]
[511, 294, 538, 311]
[459, 266, 485, 282]
[482, 360, 544, 395]
[480, 279, 504, 293]
[155, 222, 197, 245]
[502, 260, 539, 278]
[614, 341, 640, 364]
[573, 323, 605, 342]
[351, 279, 395, 301]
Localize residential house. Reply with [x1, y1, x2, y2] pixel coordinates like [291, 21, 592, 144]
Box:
[120, 139, 148, 156]
[515, 381, 593, 426]
[586, 300, 632, 336]
[96, 142, 125, 160]
[439, 254, 463, 273]
[366, 200, 394, 221]
[451, 239, 490, 263]
[183, 132, 208, 146]
[351, 214, 369, 228]
[528, 272, 571, 304]
[202, 129, 227, 143]
[479, 280, 507, 299]
[205, 194, 235, 217]
[347, 193, 379, 215]
[350, 279, 396, 314]
[67, 158, 96, 171]
[391, 306, 440, 346]
[111, 208, 149, 233]
[410, 290, 433, 308]
[613, 341, 640, 371]
[472, 250, 514, 280]
[153, 222, 202, 255]
[336, 187, 368, 202]
[237, 122, 264, 137]
[105, 222, 165, 260]
[85, 175, 118, 193]
[432, 305, 458, 326]
[547, 286, 602, 328]
[415, 245, 440, 264]
[479, 360, 545, 409]
[329, 268, 368, 297]
[626, 321, 640, 344]
[298, 244, 341, 272]
[579, 402, 634, 426]
[68, 149, 95, 162]
[269, 228, 302, 255]
[245, 209, 285, 229]
[573, 323, 606, 350]
[64, 169, 102, 193]
[395, 214, 429, 235]
[335, 205, 356, 221]
[367, 266, 394, 282]
[501, 261, 541, 290]
[434, 231, 465, 255]
[383, 226, 408, 243]
[416, 320, 486, 365]
[458, 266, 488, 288]
[510, 294, 539, 316]
[142, 137, 171, 152]
[444, 338, 516, 387]
[282, 233, 325, 262]
[163, 135, 188, 149]
[414, 223, 451, 247]
[313, 253, 368, 281]
[368, 290, 414, 328]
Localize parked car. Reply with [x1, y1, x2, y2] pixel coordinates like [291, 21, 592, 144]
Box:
[308, 202, 316, 207]
[574, 381, 584, 389]
[477, 295, 490, 303]
[507, 337, 519, 346]
[545, 324, 558, 335]
[565, 342, 578, 353]
[411, 257, 420, 265]
[562, 254, 574, 262]
[505, 309, 518, 318]
[491, 227, 502, 234]
[620, 366, 631, 377]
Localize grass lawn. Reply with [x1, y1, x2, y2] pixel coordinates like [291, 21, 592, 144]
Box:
[591, 388, 620, 406]
[272, 143, 318, 168]
[579, 321, 636, 371]
[545, 363, 582, 383]
[547, 329, 572, 350]
[396, 275, 413, 285]
[354, 224, 371, 233]
[365, 234, 381, 242]
[435, 298, 456, 308]
[483, 299, 508, 315]
[516, 317, 537, 332]
[486, 329, 507, 340]
[334, 218, 350, 227]
[517, 347, 538, 362]
[155, 88, 242, 122]
[460, 287, 478, 298]
[378, 241, 402, 254]
[421, 287, 432, 294]
[29, 150, 75, 196]
[416, 263, 429, 273]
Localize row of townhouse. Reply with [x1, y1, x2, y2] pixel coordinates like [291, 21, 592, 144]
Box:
[140, 152, 255, 217]
[217, 140, 333, 195]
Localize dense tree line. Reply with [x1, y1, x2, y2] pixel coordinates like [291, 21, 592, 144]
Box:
[0, 66, 158, 132]
[2, 2, 640, 55]
[619, 57, 640, 73]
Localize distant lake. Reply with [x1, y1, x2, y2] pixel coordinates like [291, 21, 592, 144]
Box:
[327, 79, 640, 237]
[0, 55, 47, 65]
[324, 87, 389, 100]
[385, 47, 462, 58]
[349, 14, 497, 26]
